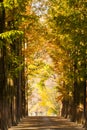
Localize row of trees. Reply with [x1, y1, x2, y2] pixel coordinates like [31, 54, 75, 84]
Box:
[0, 0, 87, 129]
[46, 0, 87, 125]
[23, 0, 87, 126]
[0, 0, 31, 129]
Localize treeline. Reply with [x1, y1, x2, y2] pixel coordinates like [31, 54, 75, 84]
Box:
[47, 0, 87, 126]
[0, 0, 28, 129]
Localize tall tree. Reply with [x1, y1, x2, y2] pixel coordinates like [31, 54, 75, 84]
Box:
[0, 0, 8, 129]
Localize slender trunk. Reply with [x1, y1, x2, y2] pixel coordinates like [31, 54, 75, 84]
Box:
[71, 61, 78, 122]
[83, 58, 87, 126]
[71, 80, 77, 122]
[21, 69, 26, 117]
[16, 40, 22, 122]
[16, 75, 22, 122]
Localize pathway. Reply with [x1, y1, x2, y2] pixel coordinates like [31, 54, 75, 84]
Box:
[8, 116, 85, 130]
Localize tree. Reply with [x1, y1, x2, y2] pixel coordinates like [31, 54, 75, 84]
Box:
[0, 0, 8, 129]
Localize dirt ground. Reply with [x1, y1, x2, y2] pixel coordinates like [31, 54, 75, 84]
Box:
[8, 116, 85, 130]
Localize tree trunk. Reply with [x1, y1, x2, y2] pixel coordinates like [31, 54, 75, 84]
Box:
[83, 59, 87, 127]
[0, 1, 8, 129]
[21, 69, 26, 117]
[71, 61, 78, 122]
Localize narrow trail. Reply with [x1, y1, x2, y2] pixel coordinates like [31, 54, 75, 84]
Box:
[8, 116, 85, 130]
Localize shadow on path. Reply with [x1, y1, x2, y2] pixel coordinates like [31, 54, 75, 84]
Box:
[8, 116, 85, 130]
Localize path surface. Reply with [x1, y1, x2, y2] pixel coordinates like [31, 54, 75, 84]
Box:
[8, 116, 85, 130]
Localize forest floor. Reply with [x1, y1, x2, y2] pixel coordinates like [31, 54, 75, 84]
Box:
[8, 116, 85, 130]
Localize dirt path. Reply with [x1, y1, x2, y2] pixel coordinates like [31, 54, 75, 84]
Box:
[8, 116, 85, 130]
